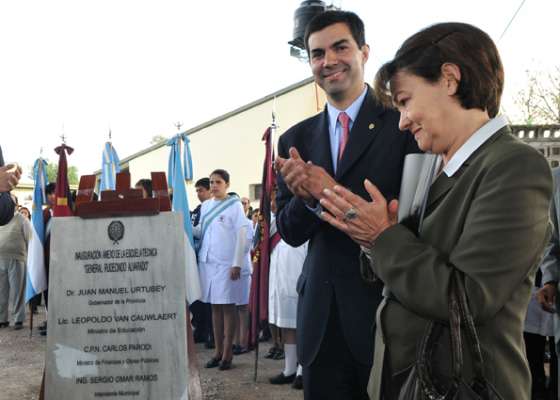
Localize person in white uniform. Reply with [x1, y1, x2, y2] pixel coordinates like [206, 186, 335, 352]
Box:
[268, 188, 307, 389]
[196, 169, 253, 371]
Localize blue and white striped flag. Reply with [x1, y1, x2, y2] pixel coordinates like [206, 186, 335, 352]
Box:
[183, 135, 193, 182]
[168, 134, 201, 303]
[168, 134, 194, 186]
[99, 141, 120, 193]
[25, 158, 49, 303]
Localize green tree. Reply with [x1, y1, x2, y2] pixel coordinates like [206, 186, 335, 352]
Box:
[47, 163, 79, 185]
[515, 67, 560, 124]
[150, 135, 167, 145]
[28, 161, 79, 185]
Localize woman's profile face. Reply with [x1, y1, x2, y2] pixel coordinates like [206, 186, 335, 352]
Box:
[392, 70, 454, 154]
[210, 174, 229, 199]
[20, 208, 30, 219]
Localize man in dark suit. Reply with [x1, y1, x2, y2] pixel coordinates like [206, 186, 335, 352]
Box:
[0, 146, 21, 226]
[275, 10, 419, 399]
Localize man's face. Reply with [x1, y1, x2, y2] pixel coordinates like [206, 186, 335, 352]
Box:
[308, 22, 369, 103]
[241, 197, 250, 214]
[195, 185, 211, 203]
[47, 192, 56, 207]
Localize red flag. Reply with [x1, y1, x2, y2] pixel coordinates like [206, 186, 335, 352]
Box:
[53, 144, 74, 217]
[248, 127, 276, 347]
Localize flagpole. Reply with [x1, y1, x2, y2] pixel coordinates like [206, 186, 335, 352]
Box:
[271, 96, 278, 159]
[27, 154, 49, 336]
[252, 111, 278, 383]
[29, 303, 33, 337]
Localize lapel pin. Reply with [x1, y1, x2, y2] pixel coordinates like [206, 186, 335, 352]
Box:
[369, 123, 375, 130]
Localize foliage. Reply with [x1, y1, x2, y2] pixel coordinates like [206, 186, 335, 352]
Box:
[150, 135, 167, 145]
[515, 67, 560, 124]
[27, 161, 79, 185]
[48, 163, 79, 185]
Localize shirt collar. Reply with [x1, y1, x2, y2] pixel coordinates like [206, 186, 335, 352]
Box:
[327, 85, 368, 130]
[443, 115, 508, 177]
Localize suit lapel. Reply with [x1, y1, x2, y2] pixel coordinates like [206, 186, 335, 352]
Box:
[336, 89, 384, 180]
[426, 127, 507, 208]
[426, 172, 455, 209]
[308, 107, 335, 176]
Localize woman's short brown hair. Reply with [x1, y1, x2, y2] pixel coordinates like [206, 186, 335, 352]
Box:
[374, 22, 504, 117]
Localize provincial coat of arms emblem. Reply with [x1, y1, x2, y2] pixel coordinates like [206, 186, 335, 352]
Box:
[108, 221, 125, 244]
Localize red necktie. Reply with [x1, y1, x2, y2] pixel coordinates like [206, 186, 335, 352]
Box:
[338, 112, 350, 161]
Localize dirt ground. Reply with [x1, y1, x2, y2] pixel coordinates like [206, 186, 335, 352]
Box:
[0, 306, 303, 400]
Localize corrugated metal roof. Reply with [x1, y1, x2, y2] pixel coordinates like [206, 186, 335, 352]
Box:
[97, 76, 316, 173]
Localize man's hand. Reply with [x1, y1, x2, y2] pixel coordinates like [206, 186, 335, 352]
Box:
[230, 266, 241, 281]
[0, 163, 22, 192]
[275, 147, 314, 203]
[536, 282, 557, 313]
[303, 163, 338, 201]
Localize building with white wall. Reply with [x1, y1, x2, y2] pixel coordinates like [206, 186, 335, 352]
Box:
[109, 77, 327, 207]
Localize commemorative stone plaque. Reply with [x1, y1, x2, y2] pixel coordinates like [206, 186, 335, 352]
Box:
[45, 212, 188, 399]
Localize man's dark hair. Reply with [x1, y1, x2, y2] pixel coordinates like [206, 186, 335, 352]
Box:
[304, 10, 366, 52]
[46, 182, 56, 195]
[135, 179, 153, 198]
[248, 207, 259, 219]
[195, 177, 210, 190]
[374, 22, 504, 118]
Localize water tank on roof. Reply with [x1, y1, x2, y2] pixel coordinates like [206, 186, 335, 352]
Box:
[290, 1, 327, 50]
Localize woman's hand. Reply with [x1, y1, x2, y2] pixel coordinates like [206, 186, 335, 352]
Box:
[536, 282, 557, 313]
[230, 266, 241, 281]
[319, 179, 398, 247]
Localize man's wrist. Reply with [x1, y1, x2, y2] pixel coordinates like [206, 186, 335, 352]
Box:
[304, 199, 323, 218]
[303, 197, 318, 207]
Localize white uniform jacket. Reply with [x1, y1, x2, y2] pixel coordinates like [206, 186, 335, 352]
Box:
[197, 199, 253, 304]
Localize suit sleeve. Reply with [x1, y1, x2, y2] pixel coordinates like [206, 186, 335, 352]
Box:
[371, 149, 552, 324]
[0, 146, 14, 226]
[541, 179, 560, 284]
[275, 134, 322, 247]
[0, 193, 15, 226]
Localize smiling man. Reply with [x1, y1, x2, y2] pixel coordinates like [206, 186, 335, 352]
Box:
[275, 10, 419, 399]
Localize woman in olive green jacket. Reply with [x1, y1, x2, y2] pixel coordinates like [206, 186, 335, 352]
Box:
[319, 22, 552, 400]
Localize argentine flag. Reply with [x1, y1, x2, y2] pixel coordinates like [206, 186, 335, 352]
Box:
[25, 158, 48, 303]
[168, 134, 201, 303]
[99, 141, 120, 193]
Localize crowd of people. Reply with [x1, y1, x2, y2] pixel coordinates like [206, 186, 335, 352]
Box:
[1, 8, 560, 400]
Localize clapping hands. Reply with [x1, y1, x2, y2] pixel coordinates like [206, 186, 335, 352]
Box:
[275, 147, 397, 247]
[0, 163, 22, 192]
[319, 180, 398, 248]
[275, 147, 337, 205]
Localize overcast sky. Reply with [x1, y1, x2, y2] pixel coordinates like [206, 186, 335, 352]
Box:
[1, 0, 558, 181]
